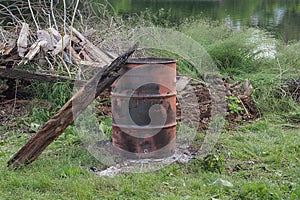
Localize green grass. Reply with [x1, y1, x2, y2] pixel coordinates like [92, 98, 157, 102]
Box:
[31, 81, 73, 108]
[1, 116, 299, 199]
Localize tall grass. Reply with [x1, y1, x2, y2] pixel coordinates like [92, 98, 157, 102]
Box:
[179, 17, 300, 117]
[180, 18, 277, 74]
[31, 81, 72, 108]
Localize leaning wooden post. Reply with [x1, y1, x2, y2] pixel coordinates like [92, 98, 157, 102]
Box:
[7, 43, 138, 169]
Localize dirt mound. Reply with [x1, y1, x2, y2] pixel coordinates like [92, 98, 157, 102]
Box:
[176, 76, 257, 130]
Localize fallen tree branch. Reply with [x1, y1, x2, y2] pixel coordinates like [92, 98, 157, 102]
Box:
[0, 66, 86, 86]
[7, 42, 138, 169]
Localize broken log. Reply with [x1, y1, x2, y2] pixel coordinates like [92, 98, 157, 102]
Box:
[7, 43, 138, 169]
[0, 66, 86, 86]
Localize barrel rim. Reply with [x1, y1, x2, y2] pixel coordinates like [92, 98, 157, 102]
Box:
[111, 92, 176, 98]
[112, 122, 177, 129]
[126, 57, 176, 64]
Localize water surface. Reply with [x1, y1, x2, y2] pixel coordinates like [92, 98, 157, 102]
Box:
[107, 0, 300, 42]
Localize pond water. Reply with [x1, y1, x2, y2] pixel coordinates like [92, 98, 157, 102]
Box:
[106, 0, 300, 42]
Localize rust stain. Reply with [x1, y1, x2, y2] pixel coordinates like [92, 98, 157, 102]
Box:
[111, 58, 177, 159]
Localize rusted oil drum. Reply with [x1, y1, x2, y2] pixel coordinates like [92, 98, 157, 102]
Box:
[111, 58, 176, 159]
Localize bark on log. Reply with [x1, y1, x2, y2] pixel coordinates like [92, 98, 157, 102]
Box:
[0, 67, 86, 86]
[7, 43, 138, 169]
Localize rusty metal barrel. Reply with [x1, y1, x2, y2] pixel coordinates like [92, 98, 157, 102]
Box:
[111, 58, 177, 159]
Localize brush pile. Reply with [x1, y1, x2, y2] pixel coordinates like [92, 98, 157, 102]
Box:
[0, 23, 115, 68]
[0, 1, 124, 101]
[0, 1, 118, 72]
[176, 76, 257, 130]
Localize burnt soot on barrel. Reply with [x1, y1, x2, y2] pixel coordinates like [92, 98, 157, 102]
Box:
[111, 58, 177, 159]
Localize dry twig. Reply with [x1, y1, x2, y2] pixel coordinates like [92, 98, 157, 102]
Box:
[69, 0, 80, 62]
[50, 0, 58, 30]
[27, 0, 39, 30]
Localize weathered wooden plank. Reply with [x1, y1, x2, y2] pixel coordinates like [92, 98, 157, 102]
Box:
[24, 40, 48, 63]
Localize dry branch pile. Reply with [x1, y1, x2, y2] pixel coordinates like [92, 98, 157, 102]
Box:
[0, 23, 115, 68]
[0, 0, 127, 103]
[0, 1, 121, 77]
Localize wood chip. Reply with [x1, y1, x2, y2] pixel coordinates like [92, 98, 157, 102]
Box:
[52, 34, 70, 55]
[24, 40, 48, 63]
[17, 23, 29, 57]
[37, 30, 54, 52]
[0, 39, 16, 55]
